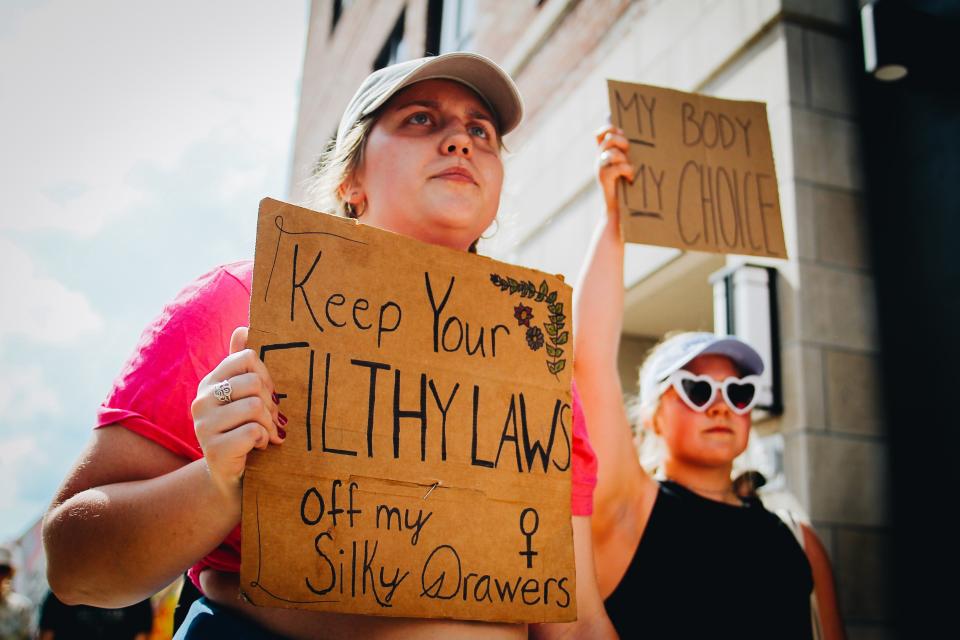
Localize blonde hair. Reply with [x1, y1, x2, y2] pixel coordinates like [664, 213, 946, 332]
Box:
[304, 116, 376, 218]
[630, 333, 677, 475]
[633, 330, 688, 428]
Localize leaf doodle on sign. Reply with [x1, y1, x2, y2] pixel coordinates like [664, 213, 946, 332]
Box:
[489, 273, 566, 378]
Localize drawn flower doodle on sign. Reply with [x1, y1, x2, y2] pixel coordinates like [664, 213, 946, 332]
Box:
[490, 273, 567, 377]
[526, 327, 545, 351]
[514, 303, 534, 327]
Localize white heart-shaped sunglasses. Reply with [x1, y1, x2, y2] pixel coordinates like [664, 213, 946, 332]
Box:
[657, 370, 761, 415]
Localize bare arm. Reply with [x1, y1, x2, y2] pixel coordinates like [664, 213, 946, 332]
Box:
[44, 328, 284, 607]
[530, 516, 617, 640]
[802, 525, 846, 640]
[573, 126, 657, 596]
[43, 429, 238, 607]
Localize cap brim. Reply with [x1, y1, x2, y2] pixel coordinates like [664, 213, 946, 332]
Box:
[694, 338, 765, 376]
[656, 337, 765, 383]
[362, 52, 524, 136]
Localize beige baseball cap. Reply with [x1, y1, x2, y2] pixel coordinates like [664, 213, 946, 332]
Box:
[335, 51, 523, 155]
[640, 332, 765, 411]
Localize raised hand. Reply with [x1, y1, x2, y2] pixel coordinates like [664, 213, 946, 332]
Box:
[594, 124, 635, 222]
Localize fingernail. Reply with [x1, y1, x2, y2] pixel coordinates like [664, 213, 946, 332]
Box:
[278, 412, 288, 426]
[278, 426, 287, 439]
[271, 392, 280, 404]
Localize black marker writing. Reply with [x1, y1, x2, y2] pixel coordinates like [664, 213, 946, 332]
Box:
[519, 508, 539, 569]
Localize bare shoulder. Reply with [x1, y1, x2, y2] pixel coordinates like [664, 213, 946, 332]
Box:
[799, 523, 832, 569]
[48, 425, 189, 508]
[800, 524, 847, 639]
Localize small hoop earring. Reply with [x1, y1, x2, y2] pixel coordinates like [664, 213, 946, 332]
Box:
[343, 199, 367, 219]
[480, 217, 500, 240]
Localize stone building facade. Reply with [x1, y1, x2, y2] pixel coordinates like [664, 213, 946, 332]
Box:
[288, 2, 888, 637]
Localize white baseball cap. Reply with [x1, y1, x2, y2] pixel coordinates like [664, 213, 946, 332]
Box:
[335, 51, 524, 155]
[639, 332, 765, 410]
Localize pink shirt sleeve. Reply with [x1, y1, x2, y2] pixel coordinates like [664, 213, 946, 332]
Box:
[570, 381, 598, 516]
[96, 261, 253, 458]
[96, 261, 253, 589]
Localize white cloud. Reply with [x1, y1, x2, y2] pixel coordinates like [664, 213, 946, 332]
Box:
[0, 363, 60, 422]
[0, 0, 307, 543]
[2, 184, 146, 237]
[0, 431, 51, 541]
[218, 164, 270, 202]
[0, 0, 305, 236]
[0, 434, 45, 511]
[0, 236, 103, 343]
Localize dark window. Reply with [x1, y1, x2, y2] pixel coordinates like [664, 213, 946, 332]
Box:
[425, 0, 444, 56]
[332, 0, 356, 34]
[331, 0, 343, 33]
[374, 8, 406, 70]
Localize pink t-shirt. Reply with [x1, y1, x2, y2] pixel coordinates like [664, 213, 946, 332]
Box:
[97, 260, 597, 588]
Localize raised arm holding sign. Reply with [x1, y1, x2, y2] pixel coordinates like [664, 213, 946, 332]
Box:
[575, 84, 845, 639]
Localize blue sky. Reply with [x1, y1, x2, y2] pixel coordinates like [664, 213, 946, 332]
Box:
[0, 0, 309, 541]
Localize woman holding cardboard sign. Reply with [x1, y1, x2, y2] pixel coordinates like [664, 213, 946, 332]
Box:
[574, 125, 846, 638]
[43, 53, 614, 639]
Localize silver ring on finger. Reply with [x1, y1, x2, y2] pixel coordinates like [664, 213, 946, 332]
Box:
[213, 379, 233, 404]
[599, 150, 613, 167]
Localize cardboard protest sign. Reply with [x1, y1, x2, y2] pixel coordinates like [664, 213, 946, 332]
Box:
[607, 80, 787, 258]
[240, 198, 576, 623]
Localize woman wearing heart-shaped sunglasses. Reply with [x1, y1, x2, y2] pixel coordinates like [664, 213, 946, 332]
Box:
[574, 126, 846, 639]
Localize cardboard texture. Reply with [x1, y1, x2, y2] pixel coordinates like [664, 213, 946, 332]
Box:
[607, 80, 788, 258]
[240, 198, 577, 623]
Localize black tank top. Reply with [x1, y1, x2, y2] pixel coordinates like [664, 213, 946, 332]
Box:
[604, 481, 813, 639]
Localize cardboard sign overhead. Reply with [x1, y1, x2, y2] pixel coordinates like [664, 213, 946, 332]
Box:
[607, 80, 787, 258]
[240, 198, 576, 623]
